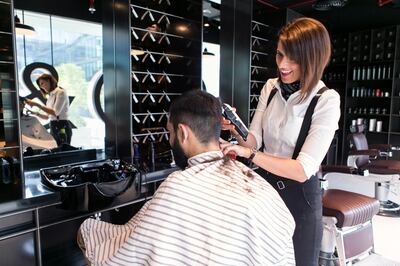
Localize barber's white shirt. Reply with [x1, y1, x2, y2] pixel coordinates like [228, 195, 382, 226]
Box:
[46, 87, 69, 121]
[249, 78, 341, 178]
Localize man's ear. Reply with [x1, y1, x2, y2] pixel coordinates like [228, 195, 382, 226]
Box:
[177, 123, 189, 144]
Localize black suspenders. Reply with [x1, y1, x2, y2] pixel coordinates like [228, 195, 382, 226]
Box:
[265, 86, 329, 160]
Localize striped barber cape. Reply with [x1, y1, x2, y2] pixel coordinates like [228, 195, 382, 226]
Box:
[79, 151, 295, 266]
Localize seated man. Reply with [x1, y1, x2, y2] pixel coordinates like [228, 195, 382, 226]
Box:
[78, 90, 295, 265]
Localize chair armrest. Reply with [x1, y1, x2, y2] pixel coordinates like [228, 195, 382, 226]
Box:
[322, 165, 355, 174]
[348, 149, 379, 157]
[321, 165, 369, 176]
[369, 143, 391, 151]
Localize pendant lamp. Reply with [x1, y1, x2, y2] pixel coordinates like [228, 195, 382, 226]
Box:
[15, 15, 36, 36]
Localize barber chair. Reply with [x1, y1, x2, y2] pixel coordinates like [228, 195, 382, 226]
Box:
[347, 124, 400, 217]
[319, 165, 380, 266]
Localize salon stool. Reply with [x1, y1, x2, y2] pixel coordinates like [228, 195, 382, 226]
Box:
[321, 189, 380, 265]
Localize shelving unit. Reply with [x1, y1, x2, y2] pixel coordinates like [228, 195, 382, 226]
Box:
[0, 0, 23, 202]
[104, 0, 202, 171]
[342, 25, 400, 160]
[129, 0, 202, 170]
[248, 2, 282, 126]
[249, 18, 278, 125]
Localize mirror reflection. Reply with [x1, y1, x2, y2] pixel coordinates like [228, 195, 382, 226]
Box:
[14, 9, 104, 163]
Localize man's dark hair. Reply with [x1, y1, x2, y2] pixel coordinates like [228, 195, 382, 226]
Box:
[168, 90, 222, 144]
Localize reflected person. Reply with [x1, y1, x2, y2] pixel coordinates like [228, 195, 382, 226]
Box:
[25, 73, 72, 146]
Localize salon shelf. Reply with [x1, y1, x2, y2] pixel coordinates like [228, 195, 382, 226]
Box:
[367, 131, 389, 135]
[341, 25, 400, 163]
[251, 50, 270, 56]
[114, 0, 202, 171]
[0, 118, 19, 121]
[252, 20, 273, 29]
[251, 65, 270, 71]
[251, 35, 271, 43]
[348, 60, 397, 65]
[0, 89, 15, 93]
[131, 26, 201, 43]
[346, 113, 390, 117]
[0, 0, 23, 207]
[130, 4, 200, 24]
[131, 0, 201, 20]
[347, 78, 394, 83]
[324, 79, 346, 83]
[0, 145, 20, 150]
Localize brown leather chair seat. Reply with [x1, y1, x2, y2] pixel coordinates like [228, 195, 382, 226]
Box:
[323, 189, 380, 228]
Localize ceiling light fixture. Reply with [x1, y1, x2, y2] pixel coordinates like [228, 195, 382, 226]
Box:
[131, 48, 145, 56]
[312, 0, 347, 10]
[202, 48, 215, 57]
[89, 0, 96, 14]
[14, 15, 36, 36]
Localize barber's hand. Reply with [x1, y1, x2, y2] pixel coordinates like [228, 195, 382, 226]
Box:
[24, 99, 39, 108]
[221, 106, 239, 136]
[220, 141, 251, 159]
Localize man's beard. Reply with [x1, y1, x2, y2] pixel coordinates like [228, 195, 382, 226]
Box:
[171, 138, 188, 169]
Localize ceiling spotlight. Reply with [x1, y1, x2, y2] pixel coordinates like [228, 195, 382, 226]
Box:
[204, 22, 210, 27]
[14, 15, 36, 36]
[89, 0, 96, 14]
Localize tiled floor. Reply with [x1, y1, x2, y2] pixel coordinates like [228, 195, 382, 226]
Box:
[372, 215, 400, 263]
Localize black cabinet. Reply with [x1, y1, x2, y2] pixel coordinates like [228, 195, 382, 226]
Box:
[0, 208, 38, 265]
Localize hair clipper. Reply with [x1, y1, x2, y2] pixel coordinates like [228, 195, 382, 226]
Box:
[222, 103, 249, 141]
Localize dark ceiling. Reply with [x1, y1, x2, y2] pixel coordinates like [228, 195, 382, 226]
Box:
[14, 0, 102, 23]
[255, 0, 400, 33]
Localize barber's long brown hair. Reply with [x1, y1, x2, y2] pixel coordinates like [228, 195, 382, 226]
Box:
[278, 17, 331, 100]
[36, 73, 58, 95]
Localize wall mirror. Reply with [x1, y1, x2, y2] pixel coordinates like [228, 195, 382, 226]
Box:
[14, 0, 105, 170]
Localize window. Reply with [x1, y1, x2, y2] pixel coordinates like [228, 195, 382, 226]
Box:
[202, 42, 220, 97]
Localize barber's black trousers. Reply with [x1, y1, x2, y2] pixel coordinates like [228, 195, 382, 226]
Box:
[50, 120, 72, 146]
[261, 170, 323, 266]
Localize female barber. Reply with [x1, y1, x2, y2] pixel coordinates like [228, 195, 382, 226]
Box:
[221, 17, 340, 266]
[25, 73, 72, 146]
